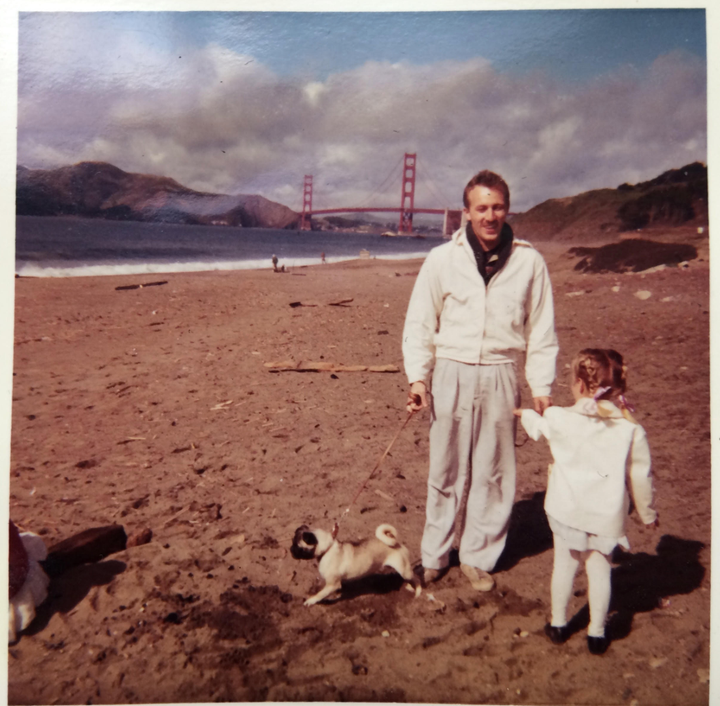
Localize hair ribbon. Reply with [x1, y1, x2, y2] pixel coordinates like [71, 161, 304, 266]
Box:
[593, 386, 611, 401]
[619, 394, 636, 413]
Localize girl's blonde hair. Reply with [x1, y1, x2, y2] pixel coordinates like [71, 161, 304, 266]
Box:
[572, 348, 634, 421]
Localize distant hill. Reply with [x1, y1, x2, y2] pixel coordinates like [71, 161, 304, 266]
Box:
[509, 162, 707, 241]
[16, 161, 300, 230]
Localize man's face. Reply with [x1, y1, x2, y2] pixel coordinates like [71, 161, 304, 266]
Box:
[463, 185, 508, 250]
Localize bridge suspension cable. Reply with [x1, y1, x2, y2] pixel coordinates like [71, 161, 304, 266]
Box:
[415, 155, 456, 209]
[353, 153, 406, 210]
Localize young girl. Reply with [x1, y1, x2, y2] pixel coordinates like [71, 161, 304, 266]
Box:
[515, 348, 658, 655]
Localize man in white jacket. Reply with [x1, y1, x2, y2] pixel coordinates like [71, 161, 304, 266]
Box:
[403, 170, 558, 591]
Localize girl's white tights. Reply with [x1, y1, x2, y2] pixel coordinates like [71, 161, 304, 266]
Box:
[550, 533, 612, 638]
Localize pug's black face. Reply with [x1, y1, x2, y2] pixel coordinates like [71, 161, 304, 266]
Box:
[290, 525, 318, 560]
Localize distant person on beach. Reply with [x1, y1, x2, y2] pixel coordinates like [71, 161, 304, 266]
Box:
[515, 348, 658, 655]
[272, 254, 279, 271]
[403, 169, 558, 592]
[321, 252, 326, 264]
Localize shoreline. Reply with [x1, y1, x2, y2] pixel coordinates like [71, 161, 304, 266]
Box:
[14, 252, 438, 280]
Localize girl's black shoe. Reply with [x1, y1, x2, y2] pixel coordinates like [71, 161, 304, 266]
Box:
[587, 635, 609, 655]
[544, 623, 571, 645]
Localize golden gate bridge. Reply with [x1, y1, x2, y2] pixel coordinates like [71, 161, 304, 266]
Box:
[298, 153, 463, 236]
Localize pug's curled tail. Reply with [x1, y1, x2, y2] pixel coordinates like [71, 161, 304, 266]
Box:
[376, 524, 401, 548]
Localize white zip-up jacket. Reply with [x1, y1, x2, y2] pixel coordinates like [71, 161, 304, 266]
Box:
[520, 400, 657, 538]
[402, 227, 558, 397]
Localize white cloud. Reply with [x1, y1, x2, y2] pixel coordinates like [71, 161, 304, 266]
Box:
[17, 33, 706, 213]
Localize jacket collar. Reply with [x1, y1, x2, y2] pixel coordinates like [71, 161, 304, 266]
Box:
[570, 397, 624, 419]
[453, 222, 515, 263]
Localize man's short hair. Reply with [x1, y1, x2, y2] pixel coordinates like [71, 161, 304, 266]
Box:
[463, 170, 510, 210]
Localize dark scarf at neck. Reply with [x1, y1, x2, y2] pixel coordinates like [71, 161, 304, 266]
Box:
[465, 222, 514, 285]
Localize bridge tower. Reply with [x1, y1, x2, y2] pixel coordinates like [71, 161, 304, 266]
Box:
[398, 152, 416, 234]
[299, 175, 313, 231]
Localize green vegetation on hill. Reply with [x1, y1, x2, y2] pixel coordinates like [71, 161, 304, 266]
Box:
[616, 163, 707, 231]
[510, 162, 707, 241]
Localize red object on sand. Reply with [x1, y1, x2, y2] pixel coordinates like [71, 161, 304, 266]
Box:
[9, 521, 29, 600]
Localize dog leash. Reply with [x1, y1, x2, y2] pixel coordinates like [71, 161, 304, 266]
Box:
[332, 409, 416, 539]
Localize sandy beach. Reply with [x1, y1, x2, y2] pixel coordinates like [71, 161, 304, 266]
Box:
[8, 238, 710, 705]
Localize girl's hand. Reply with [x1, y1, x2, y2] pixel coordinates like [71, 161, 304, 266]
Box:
[533, 396, 552, 414]
[513, 408, 524, 418]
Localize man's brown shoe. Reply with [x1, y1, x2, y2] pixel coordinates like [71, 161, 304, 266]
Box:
[460, 563, 495, 591]
[422, 568, 442, 585]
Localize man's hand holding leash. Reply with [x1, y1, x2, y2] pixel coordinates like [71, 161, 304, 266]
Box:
[407, 381, 429, 412]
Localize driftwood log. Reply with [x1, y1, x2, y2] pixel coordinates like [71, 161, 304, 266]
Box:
[264, 361, 399, 373]
[41, 525, 128, 577]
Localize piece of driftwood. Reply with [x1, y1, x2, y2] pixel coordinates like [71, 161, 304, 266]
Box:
[264, 361, 399, 373]
[288, 298, 353, 308]
[115, 281, 168, 291]
[41, 525, 128, 577]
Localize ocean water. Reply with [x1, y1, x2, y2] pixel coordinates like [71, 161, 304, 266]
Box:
[15, 216, 444, 278]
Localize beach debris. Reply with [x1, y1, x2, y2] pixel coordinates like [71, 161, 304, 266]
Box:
[127, 528, 153, 547]
[374, 488, 395, 503]
[565, 291, 585, 297]
[289, 298, 353, 307]
[422, 636, 444, 648]
[264, 361, 400, 373]
[381, 630, 390, 638]
[41, 525, 128, 577]
[118, 437, 146, 445]
[634, 290, 652, 301]
[678, 261, 690, 269]
[115, 281, 168, 291]
[649, 657, 668, 669]
[611, 285, 621, 292]
[210, 400, 233, 410]
[76, 459, 98, 469]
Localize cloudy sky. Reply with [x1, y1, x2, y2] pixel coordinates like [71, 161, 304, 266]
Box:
[16, 7, 707, 214]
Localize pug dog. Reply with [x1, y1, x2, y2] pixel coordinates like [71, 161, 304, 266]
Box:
[291, 523, 420, 606]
